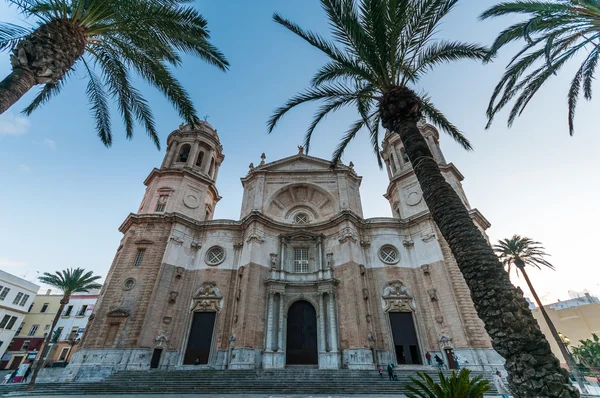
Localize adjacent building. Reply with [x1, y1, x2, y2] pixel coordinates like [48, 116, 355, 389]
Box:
[531, 293, 600, 368]
[0, 270, 39, 368]
[1, 290, 99, 370]
[64, 121, 504, 381]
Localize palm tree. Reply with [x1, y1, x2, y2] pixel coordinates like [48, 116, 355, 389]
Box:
[268, 1, 577, 396]
[405, 369, 490, 398]
[0, 0, 228, 148]
[28, 268, 102, 389]
[494, 235, 585, 393]
[480, 0, 600, 134]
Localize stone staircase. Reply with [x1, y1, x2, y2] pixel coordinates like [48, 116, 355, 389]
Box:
[0, 368, 498, 396]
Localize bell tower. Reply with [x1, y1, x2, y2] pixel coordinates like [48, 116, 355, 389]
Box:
[382, 120, 470, 220]
[139, 121, 224, 221]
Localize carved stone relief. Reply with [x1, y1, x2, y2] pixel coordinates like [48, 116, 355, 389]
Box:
[190, 281, 222, 312]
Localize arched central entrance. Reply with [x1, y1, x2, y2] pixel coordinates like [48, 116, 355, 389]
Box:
[286, 300, 318, 365]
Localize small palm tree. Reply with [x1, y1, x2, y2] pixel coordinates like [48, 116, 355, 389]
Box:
[481, 0, 600, 134]
[268, 1, 575, 396]
[494, 235, 585, 392]
[0, 0, 228, 147]
[405, 369, 490, 398]
[28, 268, 102, 389]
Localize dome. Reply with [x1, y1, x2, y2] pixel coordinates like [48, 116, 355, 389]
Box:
[169, 119, 219, 141]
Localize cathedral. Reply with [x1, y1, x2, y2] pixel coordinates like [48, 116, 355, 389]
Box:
[64, 120, 503, 381]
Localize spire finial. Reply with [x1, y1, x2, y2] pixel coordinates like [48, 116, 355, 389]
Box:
[260, 153, 266, 166]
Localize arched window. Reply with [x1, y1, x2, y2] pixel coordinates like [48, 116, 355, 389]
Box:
[196, 151, 204, 167]
[401, 148, 409, 164]
[178, 144, 191, 163]
[390, 152, 397, 173]
[208, 158, 215, 177]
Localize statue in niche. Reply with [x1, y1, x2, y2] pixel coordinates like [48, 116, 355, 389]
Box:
[229, 331, 237, 347]
[326, 253, 333, 268]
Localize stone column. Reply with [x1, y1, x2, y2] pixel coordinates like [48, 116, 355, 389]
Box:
[203, 148, 214, 174]
[319, 293, 327, 352]
[265, 292, 274, 351]
[163, 142, 178, 168]
[187, 142, 199, 168]
[327, 293, 339, 352]
[277, 293, 285, 351]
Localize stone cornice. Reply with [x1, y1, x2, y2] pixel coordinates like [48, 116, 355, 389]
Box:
[240, 154, 361, 186]
[143, 168, 221, 201]
[384, 162, 464, 199]
[469, 208, 491, 230]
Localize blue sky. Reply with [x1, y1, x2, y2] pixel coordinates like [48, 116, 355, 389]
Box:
[0, 0, 598, 303]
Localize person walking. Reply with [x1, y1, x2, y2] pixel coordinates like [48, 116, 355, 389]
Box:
[425, 351, 432, 366]
[387, 363, 395, 381]
[453, 353, 460, 370]
[22, 366, 32, 383]
[7, 369, 17, 384]
[377, 365, 383, 379]
[493, 370, 512, 398]
[435, 354, 444, 370]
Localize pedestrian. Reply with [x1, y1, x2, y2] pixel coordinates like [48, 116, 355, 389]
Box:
[425, 351, 432, 366]
[435, 354, 444, 370]
[377, 365, 383, 379]
[453, 353, 460, 370]
[2, 373, 10, 384]
[387, 363, 395, 381]
[193, 358, 200, 365]
[7, 369, 17, 384]
[493, 370, 511, 398]
[22, 366, 32, 383]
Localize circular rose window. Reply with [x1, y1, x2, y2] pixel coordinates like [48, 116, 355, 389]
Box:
[205, 246, 226, 266]
[123, 278, 136, 291]
[294, 212, 309, 224]
[379, 245, 399, 264]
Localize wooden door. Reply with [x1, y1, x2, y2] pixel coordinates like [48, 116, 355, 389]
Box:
[286, 301, 318, 365]
[183, 312, 216, 365]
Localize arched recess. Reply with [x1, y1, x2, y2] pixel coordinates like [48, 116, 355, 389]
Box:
[382, 280, 423, 366]
[265, 183, 336, 222]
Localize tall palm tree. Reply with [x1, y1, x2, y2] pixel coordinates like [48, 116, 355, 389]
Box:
[494, 235, 585, 393]
[480, 0, 600, 134]
[268, 1, 577, 396]
[28, 267, 102, 390]
[0, 0, 228, 148]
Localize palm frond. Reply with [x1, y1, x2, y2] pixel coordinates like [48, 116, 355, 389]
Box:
[0, 22, 31, 51]
[482, 0, 600, 132]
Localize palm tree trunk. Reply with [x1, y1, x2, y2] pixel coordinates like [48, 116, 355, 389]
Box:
[0, 68, 37, 114]
[520, 266, 586, 393]
[379, 86, 578, 398]
[27, 295, 69, 391]
[1, 18, 87, 115]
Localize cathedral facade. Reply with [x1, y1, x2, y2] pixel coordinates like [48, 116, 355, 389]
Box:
[64, 121, 503, 381]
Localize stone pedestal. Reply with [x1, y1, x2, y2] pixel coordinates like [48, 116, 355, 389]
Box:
[342, 348, 376, 370]
[262, 351, 285, 368]
[228, 348, 261, 369]
[319, 351, 341, 369]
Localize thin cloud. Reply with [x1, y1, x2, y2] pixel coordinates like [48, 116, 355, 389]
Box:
[41, 138, 56, 149]
[19, 164, 31, 172]
[0, 113, 30, 136]
[0, 258, 25, 268]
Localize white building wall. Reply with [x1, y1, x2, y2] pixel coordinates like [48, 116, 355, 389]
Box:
[55, 294, 99, 341]
[0, 270, 39, 359]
